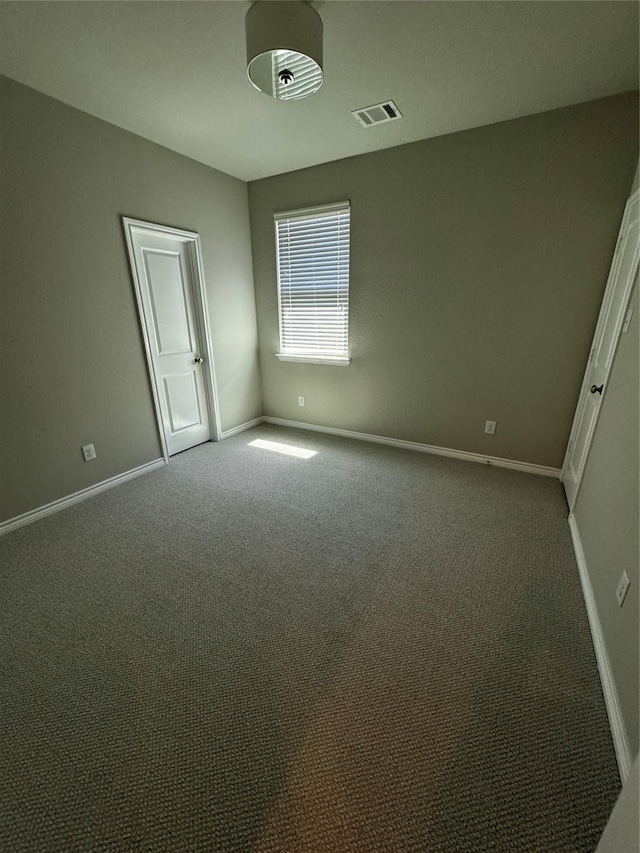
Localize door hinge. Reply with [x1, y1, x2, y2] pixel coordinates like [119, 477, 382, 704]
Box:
[622, 306, 634, 334]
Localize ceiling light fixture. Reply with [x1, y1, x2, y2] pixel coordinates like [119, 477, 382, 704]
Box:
[245, 1, 323, 101]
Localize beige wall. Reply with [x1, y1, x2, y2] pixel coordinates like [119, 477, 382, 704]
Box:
[574, 274, 639, 760]
[0, 76, 262, 522]
[249, 93, 638, 468]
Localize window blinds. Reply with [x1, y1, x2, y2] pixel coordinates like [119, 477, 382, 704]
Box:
[275, 201, 350, 361]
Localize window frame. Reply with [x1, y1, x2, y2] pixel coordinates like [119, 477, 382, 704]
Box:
[274, 201, 351, 366]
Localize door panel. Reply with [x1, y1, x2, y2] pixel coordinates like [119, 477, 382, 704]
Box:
[597, 240, 638, 372]
[143, 250, 194, 355]
[563, 191, 639, 508]
[565, 379, 601, 496]
[164, 373, 203, 433]
[129, 228, 212, 456]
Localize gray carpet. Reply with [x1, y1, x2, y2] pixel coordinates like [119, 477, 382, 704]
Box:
[0, 424, 619, 852]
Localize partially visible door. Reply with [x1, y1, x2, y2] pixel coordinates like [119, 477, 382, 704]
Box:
[563, 190, 639, 508]
[124, 220, 219, 457]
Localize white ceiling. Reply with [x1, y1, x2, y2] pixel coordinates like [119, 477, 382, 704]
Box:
[0, 1, 637, 182]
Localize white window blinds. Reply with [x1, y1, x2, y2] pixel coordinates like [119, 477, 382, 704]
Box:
[275, 201, 350, 363]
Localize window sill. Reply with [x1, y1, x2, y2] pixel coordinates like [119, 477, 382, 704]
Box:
[275, 353, 351, 366]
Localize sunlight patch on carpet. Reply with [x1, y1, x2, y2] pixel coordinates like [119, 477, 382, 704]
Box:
[249, 439, 317, 459]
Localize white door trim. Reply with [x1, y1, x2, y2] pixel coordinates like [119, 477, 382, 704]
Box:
[561, 189, 640, 506]
[122, 217, 222, 463]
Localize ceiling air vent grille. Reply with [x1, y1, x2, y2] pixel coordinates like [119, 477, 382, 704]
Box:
[352, 100, 402, 127]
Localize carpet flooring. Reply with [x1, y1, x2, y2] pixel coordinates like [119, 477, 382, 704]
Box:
[0, 424, 620, 852]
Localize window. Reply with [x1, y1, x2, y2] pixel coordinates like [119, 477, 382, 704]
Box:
[275, 201, 351, 365]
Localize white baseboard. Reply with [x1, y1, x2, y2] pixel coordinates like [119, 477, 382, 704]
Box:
[568, 514, 631, 783]
[0, 458, 166, 537]
[263, 417, 561, 478]
[220, 416, 265, 439]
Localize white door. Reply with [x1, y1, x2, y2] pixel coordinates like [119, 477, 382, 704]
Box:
[563, 190, 639, 508]
[123, 220, 219, 457]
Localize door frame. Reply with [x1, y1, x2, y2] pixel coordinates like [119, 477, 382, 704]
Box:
[122, 217, 222, 464]
[561, 188, 639, 507]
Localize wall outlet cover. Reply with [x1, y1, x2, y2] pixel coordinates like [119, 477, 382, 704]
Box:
[616, 570, 630, 607]
[82, 443, 96, 462]
[485, 420, 497, 435]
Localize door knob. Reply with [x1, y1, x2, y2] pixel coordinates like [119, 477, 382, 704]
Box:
[590, 384, 603, 395]
[194, 355, 204, 365]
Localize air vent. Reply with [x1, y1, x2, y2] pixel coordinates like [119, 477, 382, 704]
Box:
[351, 100, 402, 127]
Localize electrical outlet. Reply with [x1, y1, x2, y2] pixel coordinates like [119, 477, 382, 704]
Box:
[616, 571, 630, 607]
[298, 396, 305, 407]
[82, 443, 96, 462]
[484, 420, 496, 435]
